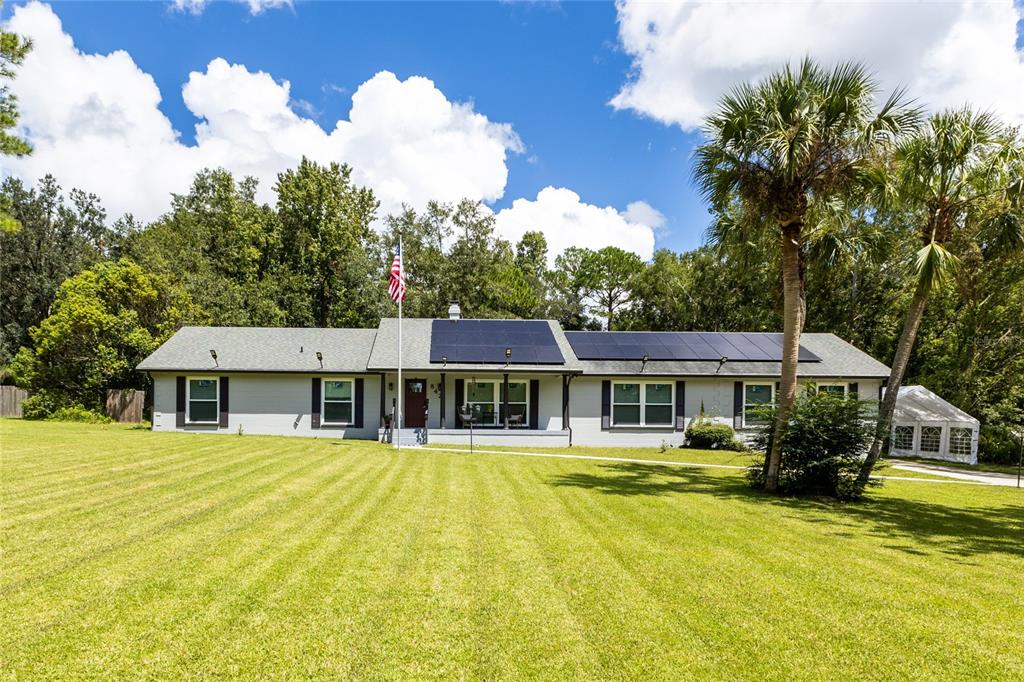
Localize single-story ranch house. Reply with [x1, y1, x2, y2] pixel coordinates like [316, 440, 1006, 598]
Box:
[138, 307, 893, 448]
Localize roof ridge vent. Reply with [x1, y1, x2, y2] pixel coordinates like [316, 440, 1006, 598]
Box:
[448, 302, 461, 320]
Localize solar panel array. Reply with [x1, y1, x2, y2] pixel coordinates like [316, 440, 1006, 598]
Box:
[564, 331, 821, 362]
[430, 319, 565, 364]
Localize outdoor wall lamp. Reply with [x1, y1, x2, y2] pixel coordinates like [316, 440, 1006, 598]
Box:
[716, 356, 728, 374]
[316, 351, 323, 368]
[209, 349, 218, 367]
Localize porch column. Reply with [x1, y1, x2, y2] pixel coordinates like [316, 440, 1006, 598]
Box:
[379, 372, 386, 428]
[503, 372, 510, 429]
[439, 373, 446, 428]
[561, 374, 570, 430]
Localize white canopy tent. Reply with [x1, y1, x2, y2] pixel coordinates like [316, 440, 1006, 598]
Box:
[889, 385, 979, 464]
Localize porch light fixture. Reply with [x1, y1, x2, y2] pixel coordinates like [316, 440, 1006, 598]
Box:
[209, 349, 218, 367]
[716, 356, 728, 374]
[316, 351, 323, 368]
[641, 354, 649, 373]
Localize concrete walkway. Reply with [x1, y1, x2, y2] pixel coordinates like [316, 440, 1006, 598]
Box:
[890, 460, 1022, 488]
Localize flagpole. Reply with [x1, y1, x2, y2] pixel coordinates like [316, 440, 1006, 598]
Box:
[396, 234, 403, 450]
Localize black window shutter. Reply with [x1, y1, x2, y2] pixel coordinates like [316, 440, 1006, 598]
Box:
[311, 377, 321, 429]
[733, 381, 743, 429]
[529, 379, 540, 430]
[354, 378, 364, 428]
[454, 379, 464, 427]
[848, 382, 858, 399]
[601, 380, 611, 430]
[219, 376, 229, 428]
[879, 380, 887, 402]
[176, 376, 186, 427]
[675, 381, 686, 431]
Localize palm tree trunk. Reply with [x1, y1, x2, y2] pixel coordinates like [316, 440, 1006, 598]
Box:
[856, 274, 931, 488]
[765, 221, 805, 492]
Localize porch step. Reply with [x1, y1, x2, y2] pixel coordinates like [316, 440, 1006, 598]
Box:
[393, 428, 427, 448]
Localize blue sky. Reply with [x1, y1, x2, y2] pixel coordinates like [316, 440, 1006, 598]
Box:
[4, 1, 1023, 259]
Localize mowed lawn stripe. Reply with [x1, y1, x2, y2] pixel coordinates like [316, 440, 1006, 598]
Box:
[4, 439, 391, 677]
[2, 421, 1022, 680]
[1, 441, 340, 591]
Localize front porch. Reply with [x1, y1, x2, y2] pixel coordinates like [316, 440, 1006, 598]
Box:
[376, 370, 575, 444]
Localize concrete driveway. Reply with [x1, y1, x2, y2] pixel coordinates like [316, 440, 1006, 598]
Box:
[890, 460, 1022, 488]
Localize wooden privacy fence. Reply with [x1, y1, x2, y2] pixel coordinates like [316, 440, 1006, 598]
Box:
[106, 389, 145, 423]
[1, 386, 27, 417]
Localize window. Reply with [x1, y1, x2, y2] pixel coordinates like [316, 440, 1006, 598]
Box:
[920, 426, 942, 453]
[816, 383, 847, 398]
[893, 425, 914, 450]
[323, 379, 354, 424]
[612, 382, 673, 427]
[613, 383, 641, 425]
[500, 382, 528, 425]
[465, 381, 528, 426]
[743, 383, 774, 427]
[950, 427, 973, 457]
[187, 377, 218, 423]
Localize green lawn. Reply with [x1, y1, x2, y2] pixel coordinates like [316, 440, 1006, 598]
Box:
[3, 420, 1023, 679]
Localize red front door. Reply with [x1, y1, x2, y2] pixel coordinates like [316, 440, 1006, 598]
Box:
[404, 378, 427, 428]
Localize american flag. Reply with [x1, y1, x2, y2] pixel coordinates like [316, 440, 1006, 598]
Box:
[388, 243, 406, 302]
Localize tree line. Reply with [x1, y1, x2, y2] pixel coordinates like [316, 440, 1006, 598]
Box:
[1, 41, 1022, 485]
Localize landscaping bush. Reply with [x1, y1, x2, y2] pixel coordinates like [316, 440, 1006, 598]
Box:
[685, 421, 744, 451]
[20, 389, 73, 420]
[978, 425, 1023, 465]
[748, 391, 874, 500]
[49, 406, 113, 424]
[21, 389, 111, 423]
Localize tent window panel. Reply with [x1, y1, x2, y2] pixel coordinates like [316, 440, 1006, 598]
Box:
[920, 426, 942, 453]
[949, 428, 973, 456]
[893, 425, 914, 450]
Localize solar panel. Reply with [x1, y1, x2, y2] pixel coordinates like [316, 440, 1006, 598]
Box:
[430, 319, 565, 365]
[564, 331, 821, 362]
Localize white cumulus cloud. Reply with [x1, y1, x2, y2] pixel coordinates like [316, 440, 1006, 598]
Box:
[612, 0, 1024, 130]
[494, 187, 658, 265]
[171, 0, 292, 16]
[3, 2, 522, 222]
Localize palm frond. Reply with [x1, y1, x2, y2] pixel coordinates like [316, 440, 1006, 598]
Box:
[914, 240, 959, 292]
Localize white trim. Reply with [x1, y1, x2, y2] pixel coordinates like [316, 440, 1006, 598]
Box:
[186, 376, 219, 424]
[742, 381, 775, 429]
[322, 377, 355, 426]
[611, 381, 674, 427]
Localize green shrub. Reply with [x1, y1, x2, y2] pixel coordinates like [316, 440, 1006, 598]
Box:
[748, 391, 874, 500]
[685, 421, 744, 451]
[21, 389, 111, 423]
[20, 389, 74, 420]
[978, 425, 1023, 465]
[49, 406, 112, 424]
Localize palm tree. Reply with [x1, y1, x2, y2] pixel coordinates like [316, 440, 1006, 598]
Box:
[856, 109, 1024, 488]
[694, 59, 916, 492]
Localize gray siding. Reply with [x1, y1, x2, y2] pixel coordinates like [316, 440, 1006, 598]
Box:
[151, 371, 881, 448]
[152, 372, 381, 439]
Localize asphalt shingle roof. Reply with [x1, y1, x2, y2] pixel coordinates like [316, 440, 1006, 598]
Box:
[137, 327, 378, 373]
